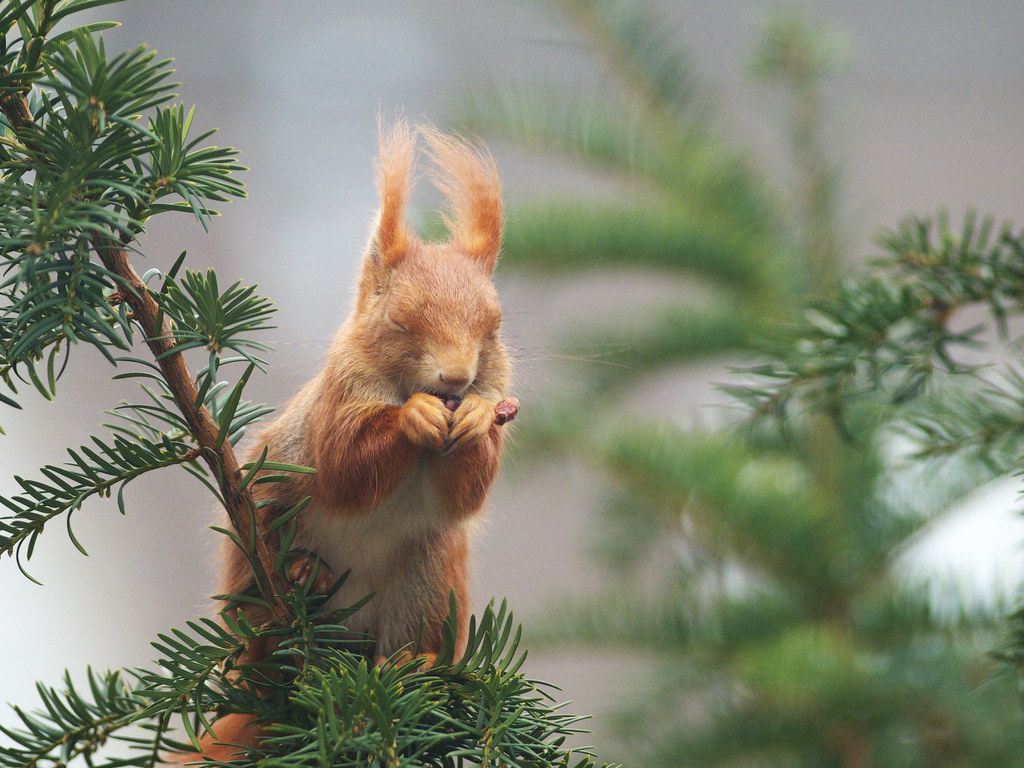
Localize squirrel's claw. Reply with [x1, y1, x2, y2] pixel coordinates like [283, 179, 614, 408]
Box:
[286, 549, 335, 596]
[441, 394, 492, 455]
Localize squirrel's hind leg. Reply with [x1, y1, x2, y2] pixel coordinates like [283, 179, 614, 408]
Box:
[373, 527, 470, 666]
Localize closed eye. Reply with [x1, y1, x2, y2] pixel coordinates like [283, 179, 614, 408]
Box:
[388, 315, 408, 333]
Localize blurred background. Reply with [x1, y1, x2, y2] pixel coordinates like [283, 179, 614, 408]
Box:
[2, 1, 1024, 765]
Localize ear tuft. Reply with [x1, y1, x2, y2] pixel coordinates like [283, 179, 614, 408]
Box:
[420, 125, 503, 272]
[373, 118, 417, 269]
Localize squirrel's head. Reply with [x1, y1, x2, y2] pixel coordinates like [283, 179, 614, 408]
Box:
[342, 121, 510, 401]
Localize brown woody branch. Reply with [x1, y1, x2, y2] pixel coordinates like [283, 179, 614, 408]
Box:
[3, 78, 292, 624]
[0, 87, 34, 130]
[92, 237, 292, 624]
[1, 68, 43, 155]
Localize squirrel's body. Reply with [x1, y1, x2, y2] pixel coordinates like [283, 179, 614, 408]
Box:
[191, 122, 513, 762]
[221, 122, 511, 656]
[294, 460, 471, 644]
[224, 361, 498, 656]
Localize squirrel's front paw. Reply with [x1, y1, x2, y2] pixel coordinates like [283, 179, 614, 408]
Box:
[399, 393, 451, 451]
[286, 549, 335, 596]
[442, 394, 493, 455]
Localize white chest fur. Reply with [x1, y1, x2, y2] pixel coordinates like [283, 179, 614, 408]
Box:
[292, 459, 451, 636]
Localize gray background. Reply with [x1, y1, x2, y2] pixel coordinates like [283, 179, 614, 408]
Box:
[2, 0, 1023, 756]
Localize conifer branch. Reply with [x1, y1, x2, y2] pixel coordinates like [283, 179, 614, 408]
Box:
[0, 69, 37, 142]
[0, 46, 290, 623]
[90, 234, 292, 622]
[0, 432, 193, 579]
[729, 212, 1024, 436]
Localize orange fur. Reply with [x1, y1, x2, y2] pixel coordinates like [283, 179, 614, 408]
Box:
[436, 423, 504, 518]
[420, 125, 503, 270]
[310, 395, 423, 508]
[179, 121, 512, 763]
[372, 118, 415, 269]
[190, 714, 262, 763]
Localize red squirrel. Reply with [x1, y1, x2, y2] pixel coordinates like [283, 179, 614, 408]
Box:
[196, 121, 517, 760]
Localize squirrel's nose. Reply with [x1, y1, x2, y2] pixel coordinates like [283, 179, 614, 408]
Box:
[438, 370, 471, 391]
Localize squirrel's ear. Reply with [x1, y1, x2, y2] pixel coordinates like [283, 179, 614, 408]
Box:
[367, 119, 417, 272]
[421, 125, 503, 273]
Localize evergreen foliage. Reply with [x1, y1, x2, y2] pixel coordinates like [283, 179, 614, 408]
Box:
[463, 1, 1024, 765]
[731, 211, 1024, 452]
[3, 597, 599, 768]
[0, 3, 613, 767]
[731, 208, 1024, 699]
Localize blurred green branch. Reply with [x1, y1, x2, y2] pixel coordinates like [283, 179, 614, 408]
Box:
[463, 1, 1024, 765]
